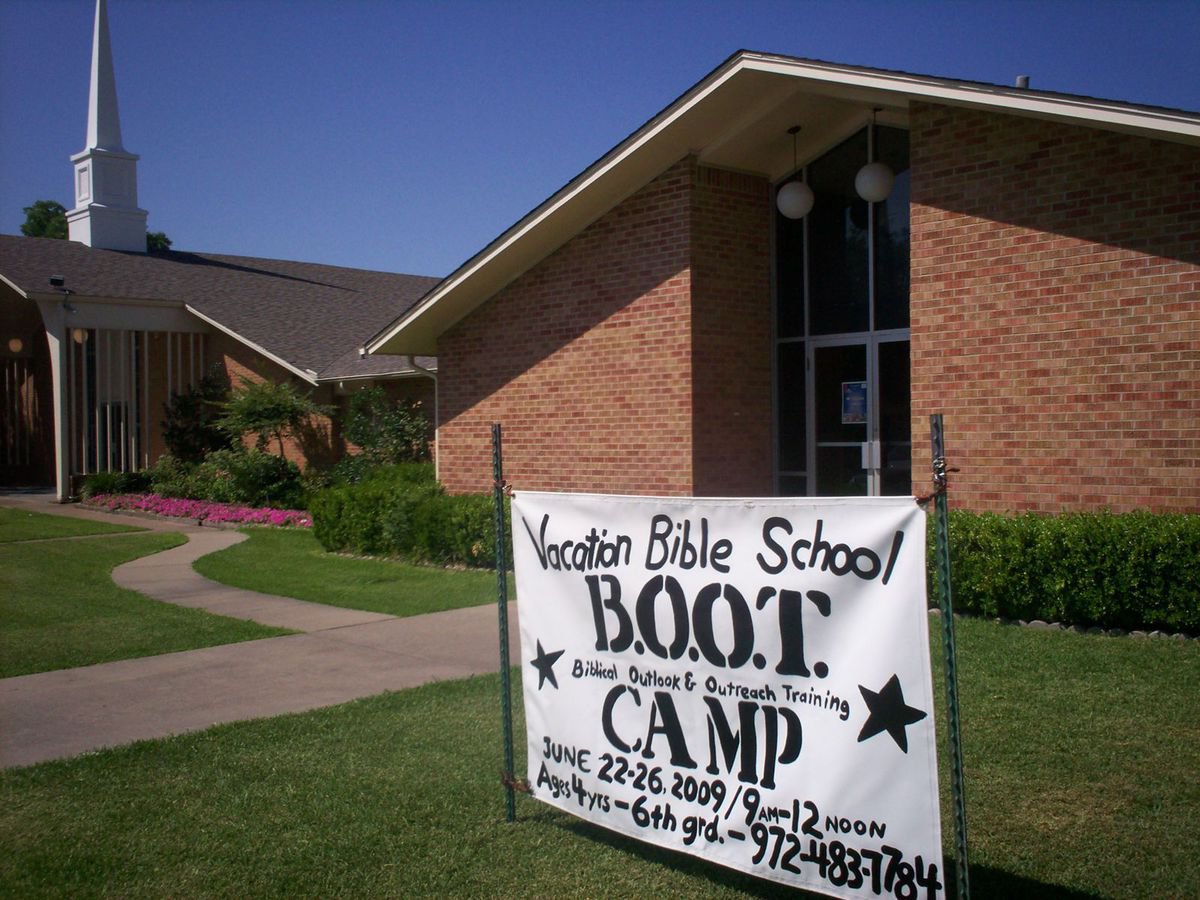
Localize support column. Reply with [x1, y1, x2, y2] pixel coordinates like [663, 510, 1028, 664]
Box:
[36, 299, 72, 501]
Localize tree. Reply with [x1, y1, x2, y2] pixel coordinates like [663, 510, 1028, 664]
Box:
[216, 377, 332, 458]
[21, 200, 67, 239]
[146, 231, 172, 252]
[343, 386, 431, 464]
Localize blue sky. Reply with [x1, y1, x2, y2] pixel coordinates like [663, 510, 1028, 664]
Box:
[2, 0, 1197, 277]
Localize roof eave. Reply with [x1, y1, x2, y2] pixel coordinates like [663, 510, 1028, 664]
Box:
[367, 51, 1200, 356]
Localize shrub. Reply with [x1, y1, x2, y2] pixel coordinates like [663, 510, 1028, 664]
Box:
[146, 454, 200, 499]
[334, 388, 431, 484]
[310, 463, 508, 567]
[216, 377, 332, 458]
[147, 449, 304, 510]
[193, 449, 305, 509]
[329, 452, 377, 486]
[79, 469, 151, 500]
[938, 510, 1199, 633]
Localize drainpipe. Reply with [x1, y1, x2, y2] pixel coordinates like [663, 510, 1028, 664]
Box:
[405, 355, 439, 481]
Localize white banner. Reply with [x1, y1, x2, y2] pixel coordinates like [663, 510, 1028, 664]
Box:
[513, 492, 943, 899]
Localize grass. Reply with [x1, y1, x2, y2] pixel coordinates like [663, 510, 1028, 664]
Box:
[0, 506, 142, 542]
[0, 533, 292, 678]
[2, 619, 1196, 898]
[193, 526, 514, 617]
[931, 618, 1200, 899]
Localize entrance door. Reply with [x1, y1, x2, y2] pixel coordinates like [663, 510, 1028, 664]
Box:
[810, 337, 910, 496]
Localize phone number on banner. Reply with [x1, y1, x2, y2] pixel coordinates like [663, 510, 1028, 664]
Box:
[536, 740, 942, 899]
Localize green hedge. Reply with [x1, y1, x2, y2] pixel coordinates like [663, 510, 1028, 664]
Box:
[146, 450, 306, 510]
[940, 510, 1199, 633]
[310, 464, 510, 568]
[79, 469, 152, 500]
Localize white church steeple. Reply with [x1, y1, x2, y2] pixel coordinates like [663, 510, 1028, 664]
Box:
[67, 0, 148, 252]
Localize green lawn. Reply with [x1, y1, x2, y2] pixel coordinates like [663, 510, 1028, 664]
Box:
[0, 533, 291, 678]
[2, 619, 1196, 898]
[0, 506, 142, 542]
[194, 526, 513, 617]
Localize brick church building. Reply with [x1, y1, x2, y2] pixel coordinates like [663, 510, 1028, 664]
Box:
[1, 0, 436, 499]
[370, 52, 1199, 513]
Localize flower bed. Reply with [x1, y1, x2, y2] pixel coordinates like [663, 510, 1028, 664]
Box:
[85, 493, 311, 528]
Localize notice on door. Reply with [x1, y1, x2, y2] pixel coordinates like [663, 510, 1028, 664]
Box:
[513, 492, 943, 900]
[842, 381, 867, 424]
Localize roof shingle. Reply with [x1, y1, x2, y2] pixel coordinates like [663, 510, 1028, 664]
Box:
[0, 235, 439, 380]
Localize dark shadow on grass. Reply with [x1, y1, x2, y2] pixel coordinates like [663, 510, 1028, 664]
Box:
[966, 863, 1102, 899]
[538, 810, 1102, 899]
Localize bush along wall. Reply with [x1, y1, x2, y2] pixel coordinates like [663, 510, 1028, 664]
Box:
[935, 510, 1199, 634]
[310, 463, 511, 568]
[144, 449, 306, 510]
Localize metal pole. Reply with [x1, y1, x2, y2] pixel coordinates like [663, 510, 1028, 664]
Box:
[492, 423, 516, 823]
[931, 414, 970, 899]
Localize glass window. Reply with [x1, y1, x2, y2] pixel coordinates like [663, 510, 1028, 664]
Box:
[874, 125, 911, 330]
[808, 130, 869, 335]
[776, 341, 806, 473]
[775, 211, 805, 339]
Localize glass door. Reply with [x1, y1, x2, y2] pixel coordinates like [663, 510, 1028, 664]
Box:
[809, 336, 910, 496]
[812, 342, 869, 495]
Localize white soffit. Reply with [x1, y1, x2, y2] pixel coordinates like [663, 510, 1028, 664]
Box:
[369, 52, 1200, 357]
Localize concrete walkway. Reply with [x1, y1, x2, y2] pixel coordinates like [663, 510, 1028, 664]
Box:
[0, 493, 517, 769]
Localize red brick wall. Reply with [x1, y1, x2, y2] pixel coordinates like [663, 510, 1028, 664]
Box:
[909, 102, 1200, 512]
[437, 158, 773, 495]
[691, 166, 773, 495]
[438, 158, 699, 494]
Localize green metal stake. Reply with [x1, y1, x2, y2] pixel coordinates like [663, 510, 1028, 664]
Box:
[492, 423, 516, 823]
[931, 414, 970, 899]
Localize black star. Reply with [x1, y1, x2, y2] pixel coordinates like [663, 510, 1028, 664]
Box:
[530, 640, 565, 690]
[857, 674, 928, 753]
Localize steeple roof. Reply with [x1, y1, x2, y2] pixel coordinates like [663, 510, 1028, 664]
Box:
[67, 0, 147, 252]
[85, 0, 124, 152]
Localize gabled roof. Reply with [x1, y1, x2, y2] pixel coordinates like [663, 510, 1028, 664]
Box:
[0, 234, 438, 383]
[367, 50, 1200, 356]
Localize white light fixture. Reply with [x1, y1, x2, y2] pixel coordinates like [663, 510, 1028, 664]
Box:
[855, 108, 894, 203]
[855, 161, 894, 204]
[7, 338, 23, 353]
[776, 125, 813, 219]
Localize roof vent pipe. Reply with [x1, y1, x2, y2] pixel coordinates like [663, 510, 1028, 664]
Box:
[1015, 75, 1030, 89]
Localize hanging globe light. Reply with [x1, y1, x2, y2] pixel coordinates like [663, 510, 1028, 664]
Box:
[855, 161, 894, 203]
[776, 180, 814, 219]
[776, 125, 813, 220]
[855, 108, 894, 203]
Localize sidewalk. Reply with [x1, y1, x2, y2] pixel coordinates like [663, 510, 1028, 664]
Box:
[0, 493, 517, 769]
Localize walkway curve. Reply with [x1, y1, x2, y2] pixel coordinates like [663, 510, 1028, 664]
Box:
[0, 493, 517, 769]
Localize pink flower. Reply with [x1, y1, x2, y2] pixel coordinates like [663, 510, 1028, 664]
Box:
[83, 493, 311, 527]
